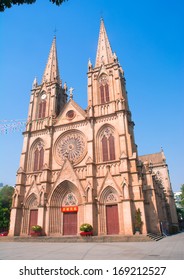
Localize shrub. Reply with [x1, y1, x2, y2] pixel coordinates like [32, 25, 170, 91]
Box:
[31, 225, 42, 232]
[80, 223, 93, 232]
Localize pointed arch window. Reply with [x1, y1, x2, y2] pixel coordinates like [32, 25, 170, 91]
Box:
[100, 85, 105, 104]
[39, 147, 44, 170]
[105, 83, 109, 102]
[109, 134, 115, 160]
[101, 127, 116, 162]
[33, 148, 39, 171]
[38, 92, 47, 119]
[33, 142, 44, 171]
[38, 100, 46, 119]
[102, 135, 108, 161]
[99, 75, 110, 104]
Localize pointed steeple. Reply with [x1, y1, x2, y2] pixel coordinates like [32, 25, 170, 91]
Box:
[42, 36, 60, 84]
[95, 19, 114, 67]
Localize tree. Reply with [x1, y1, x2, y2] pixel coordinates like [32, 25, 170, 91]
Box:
[0, 185, 14, 231]
[175, 184, 184, 231]
[180, 184, 184, 207]
[134, 208, 143, 233]
[0, 0, 68, 12]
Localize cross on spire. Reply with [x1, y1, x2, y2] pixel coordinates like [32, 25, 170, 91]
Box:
[54, 27, 58, 37]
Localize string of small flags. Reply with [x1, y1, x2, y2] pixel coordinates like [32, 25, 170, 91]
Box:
[0, 116, 53, 134]
[0, 119, 26, 134]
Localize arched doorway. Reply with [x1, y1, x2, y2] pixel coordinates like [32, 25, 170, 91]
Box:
[106, 192, 119, 234]
[21, 193, 38, 235]
[99, 187, 120, 235]
[49, 180, 81, 236]
[62, 192, 78, 235]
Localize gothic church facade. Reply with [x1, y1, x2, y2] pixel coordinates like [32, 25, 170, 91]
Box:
[9, 20, 178, 236]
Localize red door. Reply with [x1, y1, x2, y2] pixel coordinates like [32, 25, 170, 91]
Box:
[63, 212, 77, 235]
[106, 204, 119, 235]
[29, 209, 38, 234]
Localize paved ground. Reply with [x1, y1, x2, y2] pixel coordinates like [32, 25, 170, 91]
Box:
[0, 232, 184, 260]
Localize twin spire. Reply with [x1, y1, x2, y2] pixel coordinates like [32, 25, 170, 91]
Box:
[40, 19, 115, 86]
[95, 18, 114, 67]
[42, 36, 60, 84]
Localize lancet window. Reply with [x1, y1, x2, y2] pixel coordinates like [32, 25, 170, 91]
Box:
[33, 141, 44, 171]
[100, 127, 115, 162]
[38, 91, 47, 119]
[99, 75, 110, 104]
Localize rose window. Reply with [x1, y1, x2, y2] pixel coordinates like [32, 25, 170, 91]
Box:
[55, 131, 87, 165]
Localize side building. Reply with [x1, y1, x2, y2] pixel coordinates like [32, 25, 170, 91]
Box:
[9, 20, 178, 237]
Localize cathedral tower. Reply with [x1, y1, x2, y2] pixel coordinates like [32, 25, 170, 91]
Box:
[9, 37, 68, 236]
[87, 19, 147, 235]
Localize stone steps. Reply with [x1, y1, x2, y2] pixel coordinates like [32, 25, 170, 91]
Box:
[147, 233, 166, 241]
[0, 234, 152, 243]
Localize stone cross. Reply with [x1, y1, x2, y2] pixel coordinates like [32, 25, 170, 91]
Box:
[69, 87, 74, 99]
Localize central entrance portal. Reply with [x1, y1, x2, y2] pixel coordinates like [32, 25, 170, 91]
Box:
[63, 212, 77, 235]
[49, 181, 81, 236]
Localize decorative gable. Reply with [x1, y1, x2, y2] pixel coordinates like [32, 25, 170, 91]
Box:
[55, 99, 86, 126]
[49, 158, 85, 202]
[98, 167, 121, 197]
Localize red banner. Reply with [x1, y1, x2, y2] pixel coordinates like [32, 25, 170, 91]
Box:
[61, 206, 78, 212]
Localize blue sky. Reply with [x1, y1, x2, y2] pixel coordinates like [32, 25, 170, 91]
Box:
[0, 0, 183, 192]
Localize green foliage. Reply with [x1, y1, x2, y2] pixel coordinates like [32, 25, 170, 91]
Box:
[176, 207, 184, 221]
[0, 185, 14, 208]
[134, 208, 143, 231]
[180, 184, 184, 207]
[80, 223, 93, 232]
[0, 0, 68, 12]
[0, 185, 14, 230]
[31, 225, 42, 232]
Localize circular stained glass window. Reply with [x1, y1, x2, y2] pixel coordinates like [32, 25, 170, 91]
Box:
[54, 131, 87, 165]
[66, 110, 75, 120]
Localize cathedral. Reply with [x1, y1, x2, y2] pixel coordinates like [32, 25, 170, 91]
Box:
[9, 20, 178, 237]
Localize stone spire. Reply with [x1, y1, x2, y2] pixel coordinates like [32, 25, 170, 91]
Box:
[42, 36, 60, 84]
[95, 18, 114, 67]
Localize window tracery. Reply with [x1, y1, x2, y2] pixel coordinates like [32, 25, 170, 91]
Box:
[63, 192, 77, 206]
[33, 141, 44, 171]
[106, 192, 117, 203]
[100, 127, 115, 162]
[54, 131, 87, 165]
[38, 91, 47, 119]
[99, 74, 110, 104]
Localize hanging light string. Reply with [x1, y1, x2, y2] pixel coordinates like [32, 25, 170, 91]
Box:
[0, 116, 54, 134]
[0, 119, 26, 134]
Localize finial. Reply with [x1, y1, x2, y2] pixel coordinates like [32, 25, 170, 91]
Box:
[69, 87, 74, 100]
[100, 10, 104, 21]
[161, 147, 166, 162]
[32, 77, 38, 89]
[54, 27, 58, 38]
[88, 58, 92, 71]
[113, 52, 118, 62]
